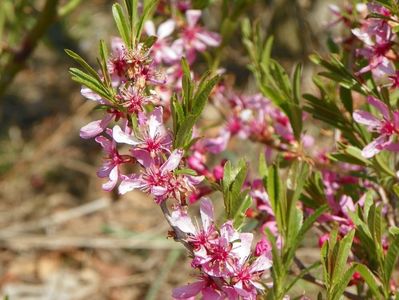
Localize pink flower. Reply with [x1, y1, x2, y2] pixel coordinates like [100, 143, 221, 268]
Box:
[353, 96, 399, 158]
[203, 129, 231, 154]
[80, 114, 114, 139]
[107, 37, 129, 84]
[116, 85, 158, 115]
[352, 5, 395, 77]
[170, 198, 217, 247]
[173, 274, 237, 300]
[95, 129, 131, 191]
[173, 10, 221, 62]
[171, 198, 271, 299]
[112, 107, 172, 158]
[144, 19, 179, 64]
[119, 149, 203, 203]
[230, 254, 272, 299]
[250, 179, 273, 215]
[255, 238, 272, 258]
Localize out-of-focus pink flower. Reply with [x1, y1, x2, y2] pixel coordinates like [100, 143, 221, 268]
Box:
[250, 179, 273, 215]
[352, 4, 395, 77]
[353, 96, 399, 158]
[255, 238, 272, 258]
[203, 130, 231, 154]
[173, 10, 221, 62]
[318, 233, 330, 248]
[144, 19, 179, 64]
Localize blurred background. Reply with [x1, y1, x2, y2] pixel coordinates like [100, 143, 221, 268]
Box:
[0, 0, 340, 299]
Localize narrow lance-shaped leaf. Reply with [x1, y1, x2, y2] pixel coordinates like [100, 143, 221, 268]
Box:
[65, 49, 101, 81]
[135, 0, 158, 42]
[112, 3, 131, 47]
[332, 230, 355, 286]
[384, 234, 399, 286]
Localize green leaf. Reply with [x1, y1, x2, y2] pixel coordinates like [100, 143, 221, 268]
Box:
[98, 40, 111, 87]
[112, 3, 131, 47]
[331, 264, 357, 300]
[174, 168, 199, 176]
[332, 230, 355, 286]
[65, 49, 101, 80]
[389, 226, 399, 235]
[384, 234, 399, 285]
[232, 192, 252, 228]
[267, 164, 285, 233]
[174, 115, 197, 148]
[135, 0, 158, 42]
[192, 0, 211, 9]
[265, 229, 284, 280]
[181, 57, 193, 113]
[69, 68, 113, 101]
[285, 261, 321, 294]
[192, 75, 220, 116]
[356, 264, 384, 299]
[258, 152, 268, 179]
[285, 205, 328, 265]
[367, 204, 382, 250]
[292, 63, 302, 105]
[339, 86, 353, 115]
[143, 35, 158, 50]
[222, 159, 249, 224]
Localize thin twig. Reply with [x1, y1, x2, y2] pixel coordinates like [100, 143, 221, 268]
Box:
[0, 0, 60, 97]
[0, 235, 181, 250]
[0, 197, 111, 238]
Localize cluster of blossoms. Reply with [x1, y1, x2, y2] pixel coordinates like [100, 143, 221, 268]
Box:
[171, 198, 272, 300]
[331, 3, 399, 158]
[79, 5, 221, 204]
[75, 4, 276, 298]
[204, 90, 298, 155]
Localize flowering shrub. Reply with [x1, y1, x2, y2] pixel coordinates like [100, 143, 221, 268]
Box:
[67, 0, 399, 299]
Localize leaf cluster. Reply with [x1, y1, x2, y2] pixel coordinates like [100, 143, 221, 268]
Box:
[171, 58, 220, 149]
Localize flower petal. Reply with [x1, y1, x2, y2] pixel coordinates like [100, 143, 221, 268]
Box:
[131, 149, 153, 168]
[158, 19, 175, 39]
[161, 149, 183, 174]
[113, 125, 141, 145]
[368, 96, 390, 120]
[249, 255, 272, 273]
[118, 175, 144, 194]
[362, 135, 388, 158]
[172, 281, 205, 299]
[148, 107, 163, 139]
[170, 207, 196, 235]
[353, 110, 380, 128]
[80, 120, 105, 139]
[144, 20, 156, 36]
[200, 198, 214, 232]
[102, 166, 119, 191]
[197, 32, 221, 47]
[186, 10, 201, 28]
